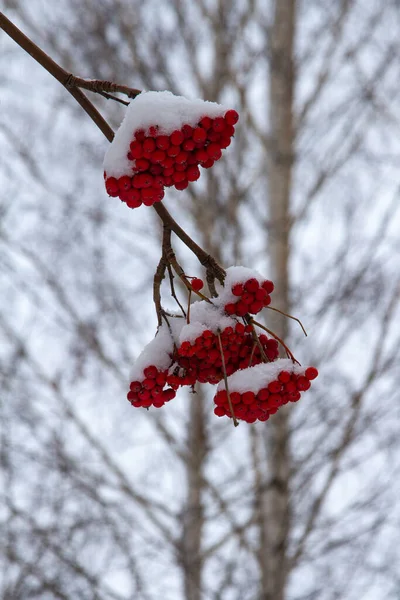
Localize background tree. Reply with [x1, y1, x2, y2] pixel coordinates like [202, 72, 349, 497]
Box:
[1, 1, 400, 599]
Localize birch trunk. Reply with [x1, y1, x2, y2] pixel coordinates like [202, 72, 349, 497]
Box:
[260, 1, 296, 599]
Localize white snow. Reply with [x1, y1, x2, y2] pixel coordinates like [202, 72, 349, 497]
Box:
[129, 317, 184, 381]
[214, 265, 269, 308]
[104, 91, 230, 178]
[216, 359, 306, 394]
[179, 301, 237, 344]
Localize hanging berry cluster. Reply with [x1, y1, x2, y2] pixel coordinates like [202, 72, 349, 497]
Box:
[104, 91, 238, 209]
[104, 91, 318, 425]
[127, 266, 318, 426]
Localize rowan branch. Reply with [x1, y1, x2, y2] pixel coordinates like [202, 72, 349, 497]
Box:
[0, 11, 226, 286]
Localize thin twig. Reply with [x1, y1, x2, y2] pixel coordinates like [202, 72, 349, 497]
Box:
[65, 74, 141, 99]
[248, 322, 269, 363]
[153, 255, 167, 327]
[248, 342, 257, 368]
[267, 306, 307, 337]
[250, 318, 300, 365]
[217, 332, 238, 427]
[95, 90, 130, 106]
[167, 264, 186, 318]
[187, 290, 192, 324]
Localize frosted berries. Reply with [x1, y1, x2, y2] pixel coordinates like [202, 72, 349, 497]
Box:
[213, 360, 319, 423]
[214, 266, 274, 317]
[224, 278, 274, 317]
[127, 366, 176, 408]
[103, 91, 238, 209]
[126, 262, 318, 427]
[169, 323, 279, 387]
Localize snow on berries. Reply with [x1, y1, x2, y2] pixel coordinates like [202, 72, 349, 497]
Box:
[214, 266, 274, 317]
[127, 322, 181, 409]
[104, 91, 238, 209]
[126, 263, 318, 427]
[214, 359, 319, 423]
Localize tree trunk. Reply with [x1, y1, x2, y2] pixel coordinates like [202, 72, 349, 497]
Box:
[181, 391, 207, 600]
[259, 1, 296, 599]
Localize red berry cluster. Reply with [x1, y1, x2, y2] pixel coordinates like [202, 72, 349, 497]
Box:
[168, 324, 279, 388]
[214, 365, 318, 423]
[224, 278, 274, 317]
[127, 365, 176, 408]
[105, 109, 239, 209]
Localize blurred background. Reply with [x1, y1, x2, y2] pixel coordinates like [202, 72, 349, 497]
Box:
[1, 1, 400, 599]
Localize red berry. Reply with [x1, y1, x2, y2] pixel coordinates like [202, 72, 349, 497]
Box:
[151, 150, 166, 163]
[163, 389, 176, 402]
[207, 143, 222, 160]
[144, 365, 158, 379]
[148, 125, 158, 137]
[174, 180, 188, 191]
[143, 378, 156, 390]
[187, 165, 200, 182]
[191, 278, 204, 292]
[130, 381, 142, 393]
[201, 158, 214, 169]
[167, 145, 180, 157]
[255, 288, 267, 301]
[208, 130, 221, 142]
[230, 392, 241, 405]
[175, 151, 189, 164]
[249, 301, 263, 314]
[305, 367, 318, 380]
[196, 149, 209, 163]
[182, 124, 194, 138]
[183, 139, 195, 151]
[214, 406, 225, 417]
[199, 116, 212, 130]
[135, 158, 150, 171]
[297, 377, 311, 391]
[263, 296, 272, 307]
[170, 130, 184, 146]
[173, 171, 186, 183]
[268, 381, 282, 394]
[125, 189, 142, 208]
[140, 174, 154, 188]
[245, 278, 259, 293]
[213, 117, 226, 132]
[219, 136, 231, 149]
[129, 140, 143, 159]
[278, 371, 291, 383]
[156, 135, 170, 150]
[193, 127, 207, 143]
[150, 164, 163, 175]
[257, 388, 269, 401]
[235, 302, 248, 317]
[105, 177, 119, 197]
[118, 176, 132, 191]
[135, 129, 145, 141]
[241, 292, 254, 305]
[143, 138, 156, 153]
[232, 283, 244, 296]
[225, 109, 239, 125]
[225, 303, 236, 315]
[262, 280, 274, 294]
[242, 391, 255, 405]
